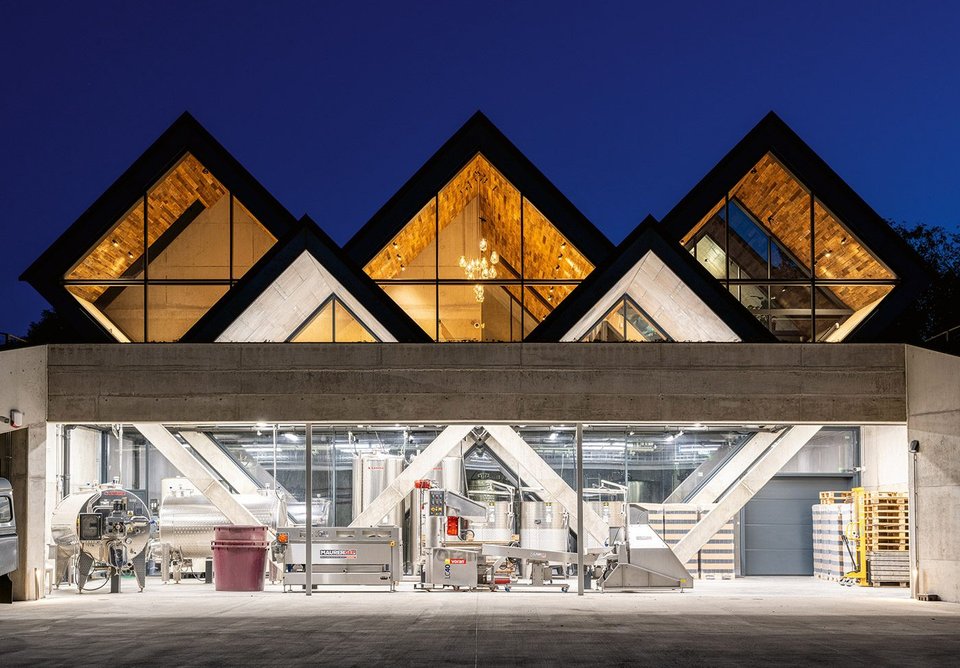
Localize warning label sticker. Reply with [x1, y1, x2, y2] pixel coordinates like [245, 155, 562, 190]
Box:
[317, 549, 358, 559]
[449, 558, 467, 565]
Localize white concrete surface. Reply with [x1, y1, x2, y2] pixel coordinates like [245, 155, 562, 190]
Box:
[1, 577, 956, 666]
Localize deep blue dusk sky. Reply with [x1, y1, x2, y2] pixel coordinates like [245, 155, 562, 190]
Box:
[2, 2, 958, 336]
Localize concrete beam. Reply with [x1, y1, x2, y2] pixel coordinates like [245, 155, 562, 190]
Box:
[44, 343, 907, 424]
[673, 425, 822, 564]
[135, 424, 263, 528]
[682, 431, 783, 504]
[349, 425, 474, 528]
[483, 425, 609, 545]
[179, 431, 260, 495]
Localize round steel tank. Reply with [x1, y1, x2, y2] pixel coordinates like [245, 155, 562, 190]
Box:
[520, 501, 569, 552]
[160, 491, 286, 560]
[352, 454, 404, 525]
[51, 487, 152, 560]
[587, 500, 626, 549]
[469, 501, 514, 543]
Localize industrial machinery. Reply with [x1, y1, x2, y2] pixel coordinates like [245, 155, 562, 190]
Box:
[599, 506, 692, 591]
[157, 479, 290, 581]
[0, 477, 16, 604]
[415, 485, 490, 590]
[51, 485, 152, 593]
[481, 543, 592, 592]
[272, 525, 400, 591]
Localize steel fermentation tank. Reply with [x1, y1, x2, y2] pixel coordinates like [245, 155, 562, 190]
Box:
[351, 454, 405, 525]
[160, 489, 286, 560]
[520, 501, 569, 552]
[51, 487, 152, 561]
[469, 501, 514, 543]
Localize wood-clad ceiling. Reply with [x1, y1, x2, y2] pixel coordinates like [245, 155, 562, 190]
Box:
[66, 154, 228, 301]
[681, 153, 894, 311]
[363, 154, 593, 285]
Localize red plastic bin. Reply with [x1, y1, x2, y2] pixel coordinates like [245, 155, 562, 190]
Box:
[211, 525, 268, 592]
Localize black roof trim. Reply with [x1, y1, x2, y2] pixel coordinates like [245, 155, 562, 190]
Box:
[20, 111, 300, 342]
[659, 111, 930, 341]
[184, 215, 432, 343]
[526, 216, 777, 343]
[343, 110, 614, 267]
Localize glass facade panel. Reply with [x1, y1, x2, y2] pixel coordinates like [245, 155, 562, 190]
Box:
[580, 297, 669, 342]
[333, 301, 377, 343]
[366, 154, 590, 341]
[233, 198, 276, 280]
[67, 283, 144, 342]
[439, 284, 523, 342]
[291, 300, 333, 342]
[148, 155, 230, 280]
[814, 199, 894, 280]
[381, 283, 436, 339]
[67, 198, 146, 281]
[147, 284, 229, 342]
[680, 152, 897, 342]
[62, 153, 278, 342]
[780, 427, 857, 474]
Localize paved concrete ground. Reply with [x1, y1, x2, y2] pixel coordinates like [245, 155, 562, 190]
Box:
[1, 577, 958, 666]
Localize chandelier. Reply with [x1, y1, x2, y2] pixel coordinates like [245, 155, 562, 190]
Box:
[457, 172, 500, 302]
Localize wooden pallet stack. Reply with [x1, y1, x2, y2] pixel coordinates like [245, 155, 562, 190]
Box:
[864, 491, 909, 586]
[812, 502, 855, 581]
[867, 552, 910, 585]
[646, 503, 735, 580]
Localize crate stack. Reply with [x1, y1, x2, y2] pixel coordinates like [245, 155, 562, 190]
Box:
[646, 503, 735, 580]
[864, 491, 910, 587]
[812, 501, 855, 581]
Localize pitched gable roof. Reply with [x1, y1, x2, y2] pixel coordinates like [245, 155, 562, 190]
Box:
[527, 216, 776, 343]
[343, 111, 614, 269]
[185, 216, 431, 342]
[659, 111, 929, 341]
[20, 111, 299, 341]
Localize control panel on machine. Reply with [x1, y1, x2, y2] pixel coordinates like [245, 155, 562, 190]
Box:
[428, 490, 445, 517]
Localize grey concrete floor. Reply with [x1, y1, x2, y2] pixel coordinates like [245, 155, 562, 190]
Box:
[1, 577, 958, 667]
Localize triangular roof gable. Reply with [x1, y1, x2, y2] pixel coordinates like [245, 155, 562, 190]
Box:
[343, 111, 614, 270]
[185, 216, 432, 342]
[20, 111, 300, 342]
[659, 111, 930, 341]
[526, 216, 776, 342]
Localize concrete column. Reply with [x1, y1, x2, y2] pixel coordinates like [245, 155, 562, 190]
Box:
[0, 424, 48, 601]
[906, 346, 960, 603]
[350, 425, 475, 528]
[483, 425, 608, 545]
[179, 431, 260, 495]
[673, 425, 822, 564]
[134, 424, 263, 528]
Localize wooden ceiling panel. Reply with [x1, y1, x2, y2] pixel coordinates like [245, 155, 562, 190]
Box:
[66, 154, 228, 302]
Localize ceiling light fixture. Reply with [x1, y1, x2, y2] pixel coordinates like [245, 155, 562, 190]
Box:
[458, 169, 499, 303]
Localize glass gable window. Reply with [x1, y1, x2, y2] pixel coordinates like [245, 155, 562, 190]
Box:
[682, 153, 897, 342]
[580, 296, 670, 342]
[364, 154, 593, 341]
[64, 154, 277, 341]
[289, 297, 378, 343]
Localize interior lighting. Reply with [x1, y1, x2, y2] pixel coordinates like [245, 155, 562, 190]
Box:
[457, 175, 499, 303]
[283, 432, 298, 442]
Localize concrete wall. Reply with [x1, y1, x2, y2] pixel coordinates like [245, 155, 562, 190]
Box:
[0, 346, 47, 437]
[45, 343, 907, 424]
[860, 425, 908, 492]
[906, 346, 960, 603]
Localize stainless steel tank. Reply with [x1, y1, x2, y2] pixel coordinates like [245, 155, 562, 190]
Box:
[520, 501, 569, 552]
[352, 454, 405, 525]
[587, 500, 626, 549]
[51, 487, 152, 561]
[159, 491, 286, 559]
[469, 500, 514, 543]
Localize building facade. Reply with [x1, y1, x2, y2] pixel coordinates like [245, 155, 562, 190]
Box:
[1, 111, 959, 604]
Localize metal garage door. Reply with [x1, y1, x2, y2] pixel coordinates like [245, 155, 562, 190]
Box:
[741, 476, 852, 576]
